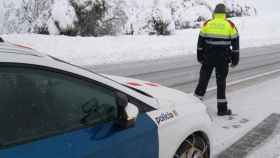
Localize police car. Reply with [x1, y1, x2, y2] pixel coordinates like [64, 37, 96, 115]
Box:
[0, 41, 213, 158]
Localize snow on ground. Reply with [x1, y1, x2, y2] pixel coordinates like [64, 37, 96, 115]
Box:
[255, 0, 280, 15]
[2, 15, 280, 67]
[205, 75, 280, 157]
[3, 29, 198, 66]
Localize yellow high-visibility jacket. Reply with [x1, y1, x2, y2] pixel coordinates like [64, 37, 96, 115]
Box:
[197, 13, 240, 66]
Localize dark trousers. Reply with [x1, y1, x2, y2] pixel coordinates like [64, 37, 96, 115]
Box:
[195, 61, 229, 101]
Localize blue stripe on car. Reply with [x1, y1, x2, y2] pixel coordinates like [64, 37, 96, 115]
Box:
[0, 114, 158, 158]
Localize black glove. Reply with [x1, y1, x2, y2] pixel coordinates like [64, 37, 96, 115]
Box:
[231, 51, 239, 67]
[197, 49, 205, 64]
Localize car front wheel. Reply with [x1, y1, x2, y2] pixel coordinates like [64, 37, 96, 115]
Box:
[174, 134, 209, 158]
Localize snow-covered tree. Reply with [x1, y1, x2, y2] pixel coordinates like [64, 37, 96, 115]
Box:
[2, 0, 52, 34]
[49, 0, 78, 35]
[2, 1, 22, 34]
[21, 0, 52, 25]
[70, 0, 106, 36]
[225, 0, 257, 17]
[69, 0, 129, 36]
[169, 0, 212, 29]
[102, 0, 128, 35]
[122, 0, 154, 35]
[0, 0, 258, 35]
[150, 7, 175, 35]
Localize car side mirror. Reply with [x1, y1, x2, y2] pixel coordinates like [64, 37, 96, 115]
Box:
[115, 92, 139, 128]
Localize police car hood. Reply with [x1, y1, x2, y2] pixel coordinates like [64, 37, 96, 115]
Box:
[105, 75, 203, 110]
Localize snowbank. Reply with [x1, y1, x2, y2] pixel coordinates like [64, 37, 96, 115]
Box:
[233, 15, 280, 48]
[3, 15, 280, 66]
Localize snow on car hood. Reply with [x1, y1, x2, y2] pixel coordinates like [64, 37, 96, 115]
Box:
[105, 75, 204, 110]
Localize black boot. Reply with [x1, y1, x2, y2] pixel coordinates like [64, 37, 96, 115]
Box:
[217, 102, 232, 116]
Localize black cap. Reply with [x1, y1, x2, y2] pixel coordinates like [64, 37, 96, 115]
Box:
[214, 3, 226, 14]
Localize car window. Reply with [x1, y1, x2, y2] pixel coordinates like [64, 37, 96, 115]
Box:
[0, 66, 117, 146]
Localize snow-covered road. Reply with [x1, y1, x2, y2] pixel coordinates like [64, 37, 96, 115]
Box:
[92, 44, 280, 94]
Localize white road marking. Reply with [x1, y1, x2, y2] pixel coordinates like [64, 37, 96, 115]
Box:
[207, 69, 280, 92]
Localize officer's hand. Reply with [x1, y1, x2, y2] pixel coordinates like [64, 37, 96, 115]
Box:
[230, 63, 237, 68]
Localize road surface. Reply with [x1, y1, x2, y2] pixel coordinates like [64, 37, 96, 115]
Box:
[91, 44, 280, 96]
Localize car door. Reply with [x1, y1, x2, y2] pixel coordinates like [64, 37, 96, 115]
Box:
[0, 65, 159, 158]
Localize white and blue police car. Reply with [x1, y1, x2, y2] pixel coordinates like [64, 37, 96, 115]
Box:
[0, 41, 213, 158]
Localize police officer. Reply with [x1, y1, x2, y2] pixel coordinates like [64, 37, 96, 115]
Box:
[194, 3, 240, 116]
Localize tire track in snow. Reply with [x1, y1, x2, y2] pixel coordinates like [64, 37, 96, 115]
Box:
[217, 114, 280, 158]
